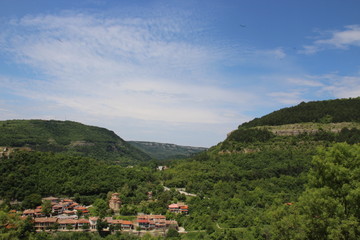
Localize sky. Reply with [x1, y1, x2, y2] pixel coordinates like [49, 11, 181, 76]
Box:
[0, 0, 360, 147]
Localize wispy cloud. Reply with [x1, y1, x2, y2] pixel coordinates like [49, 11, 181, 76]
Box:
[0, 12, 255, 127]
[268, 91, 304, 105]
[317, 74, 360, 98]
[300, 25, 360, 54]
[287, 78, 324, 87]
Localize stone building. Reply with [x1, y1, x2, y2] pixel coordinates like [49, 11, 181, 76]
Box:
[109, 193, 121, 212]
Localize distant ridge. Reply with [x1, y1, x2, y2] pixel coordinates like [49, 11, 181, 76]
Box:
[0, 119, 151, 164]
[128, 141, 207, 160]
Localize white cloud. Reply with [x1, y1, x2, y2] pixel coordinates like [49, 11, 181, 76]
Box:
[1, 12, 255, 127]
[316, 25, 360, 48]
[268, 91, 304, 105]
[287, 78, 324, 87]
[320, 75, 360, 98]
[300, 25, 360, 54]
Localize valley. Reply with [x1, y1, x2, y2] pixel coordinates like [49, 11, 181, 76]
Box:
[1, 98, 360, 239]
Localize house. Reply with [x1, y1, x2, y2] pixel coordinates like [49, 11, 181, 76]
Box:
[74, 206, 89, 215]
[89, 217, 99, 229]
[52, 204, 64, 215]
[34, 217, 57, 231]
[136, 214, 169, 230]
[34, 207, 45, 218]
[22, 209, 36, 217]
[180, 205, 189, 214]
[120, 220, 133, 230]
[168, 203, 189, 214]
[76, 218, 90, 229]
[107, 219, 122, 230]
[58, 219, 77, 230]
[157, 166, 169, 171]
[137, 219, 150, 230]
[63, 210, 76, 215]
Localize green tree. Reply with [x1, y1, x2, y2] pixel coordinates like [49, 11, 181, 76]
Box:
[41, 200, 52, 217]
[22, 194, 42, 209]
[298, 143, 360, 239]
[91, 199, 108, 218]
[17, 216, 36, 239]
[166, 227, 180, 239]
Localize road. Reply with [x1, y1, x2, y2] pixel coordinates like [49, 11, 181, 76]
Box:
[163, 186, 197, 197]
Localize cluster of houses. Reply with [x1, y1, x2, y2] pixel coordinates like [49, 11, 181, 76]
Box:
[23, 197, 89, 218]
[20, 196, 185, 233]
[30, 215, 179, 232]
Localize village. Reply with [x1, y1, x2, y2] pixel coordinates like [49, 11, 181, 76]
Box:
[18, 193, 188, 236]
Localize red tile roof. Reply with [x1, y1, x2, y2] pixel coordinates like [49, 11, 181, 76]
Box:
[34, 218, 57, 223]
[58, 219, 77, 224]
[121, 220, 133, 225]
[23, 209, 35, 214]
[77, 219, 90, 224]
[110, 219, 122, 224]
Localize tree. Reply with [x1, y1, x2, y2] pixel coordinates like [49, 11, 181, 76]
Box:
[297, 143, 360, 239]
[22, 194, 42, 209]
[166, 227, 180, 238]
[91, 198, 108, 218]
[17, 216, 36, 239]
[41, 200, 52, 217]
[96, 218, 109, 238]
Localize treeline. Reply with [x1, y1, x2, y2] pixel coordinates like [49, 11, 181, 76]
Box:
[241, 97, 360, 128]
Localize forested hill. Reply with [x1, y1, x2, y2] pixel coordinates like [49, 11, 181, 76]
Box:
[0, 120, 151, 164]
[240, 97, 360, 128]
[128, 141, 207, 160]
[161, 97, 360, 238]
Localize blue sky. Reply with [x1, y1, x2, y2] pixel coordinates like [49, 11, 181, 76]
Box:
[1, 0, 360, 147]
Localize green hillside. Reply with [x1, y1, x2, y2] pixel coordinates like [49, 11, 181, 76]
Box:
[0, 120, 151, 164]
[241, 97, 360, 128]
[161, 97, 360, 239]
[128, 141, 207, 160]
[2, 98, 360, 239]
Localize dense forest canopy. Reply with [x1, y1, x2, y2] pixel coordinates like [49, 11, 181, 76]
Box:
[0, 151, 157, 202]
